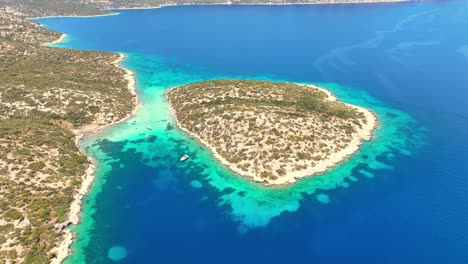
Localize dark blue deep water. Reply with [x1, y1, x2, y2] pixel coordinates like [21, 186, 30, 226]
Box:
[37, 1, 468, 263]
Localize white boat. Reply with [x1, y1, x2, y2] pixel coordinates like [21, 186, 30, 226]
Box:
[146, 125, 152, 130]
[179, 154, 189, 162]
[146, 134, 151, 139]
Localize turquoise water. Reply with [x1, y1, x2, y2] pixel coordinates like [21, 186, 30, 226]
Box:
[36, 1, 468, 263]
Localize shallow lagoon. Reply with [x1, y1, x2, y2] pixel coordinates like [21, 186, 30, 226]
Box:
[37, 1, 468, 263]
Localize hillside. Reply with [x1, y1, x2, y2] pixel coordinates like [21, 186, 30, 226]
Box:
[0, 0, 411, 17]
[0, 7, 135, 263]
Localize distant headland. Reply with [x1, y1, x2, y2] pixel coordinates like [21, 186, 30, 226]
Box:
[167, 80, 378, 186]
[3, 0, 413, 18]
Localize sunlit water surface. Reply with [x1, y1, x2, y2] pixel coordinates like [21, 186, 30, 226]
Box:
[37, 1, 468, 263]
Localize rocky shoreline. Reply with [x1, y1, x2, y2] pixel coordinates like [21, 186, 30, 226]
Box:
[167, 82, 378, 186]
[49, 50, 138, 264]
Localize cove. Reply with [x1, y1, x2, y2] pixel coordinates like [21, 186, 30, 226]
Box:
[36, 2, 468, 263]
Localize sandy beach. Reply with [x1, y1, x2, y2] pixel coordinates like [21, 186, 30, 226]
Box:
[167, 83, 378, 186]
[43, 33, 66, 46]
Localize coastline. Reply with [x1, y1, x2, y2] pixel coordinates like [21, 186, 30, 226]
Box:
[166, 83, 378, 187]
[38, 2, 383, 260]
[43, 33, 67, 46]
[30, 0, 414, 20]
[111, 0, 411, 11]
[46, 37, 138, 263]
[28, 0, 413, 20]
[29, 12, 119, 20]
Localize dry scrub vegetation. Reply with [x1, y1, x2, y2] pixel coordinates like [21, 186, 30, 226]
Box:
[0, 7, 134, 263]
[168, 80, 371, 183]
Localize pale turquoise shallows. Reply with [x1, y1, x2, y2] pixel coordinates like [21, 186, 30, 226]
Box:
[63, 51, 424, 263]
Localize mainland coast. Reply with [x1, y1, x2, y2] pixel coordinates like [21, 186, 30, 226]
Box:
[109, 0, 410, 11]
[50, 50, 138, 264]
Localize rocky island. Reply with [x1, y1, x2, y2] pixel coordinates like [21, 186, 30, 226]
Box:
[167, 80, 377, 185]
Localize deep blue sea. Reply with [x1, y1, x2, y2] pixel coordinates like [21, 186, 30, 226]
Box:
[36, 1, 468, 263]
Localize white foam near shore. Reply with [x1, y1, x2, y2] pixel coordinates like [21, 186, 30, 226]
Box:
[167, 83, 378, 187]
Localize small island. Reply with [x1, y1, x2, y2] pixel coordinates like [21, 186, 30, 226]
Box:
[167, 80, 377, 185]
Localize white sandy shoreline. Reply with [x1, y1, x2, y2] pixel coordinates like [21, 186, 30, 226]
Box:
[167, 83, 378, 187]
[43, 33, 67, 46]
[48, 43, 138, 263]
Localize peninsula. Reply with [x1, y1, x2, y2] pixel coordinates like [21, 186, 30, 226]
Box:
[167, 80, 377, 185]
[0, 6, 135, 263]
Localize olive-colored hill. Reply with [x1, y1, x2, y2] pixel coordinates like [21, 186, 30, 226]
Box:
[0, 7, 134, 263]
[0, 0, 412, 18]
